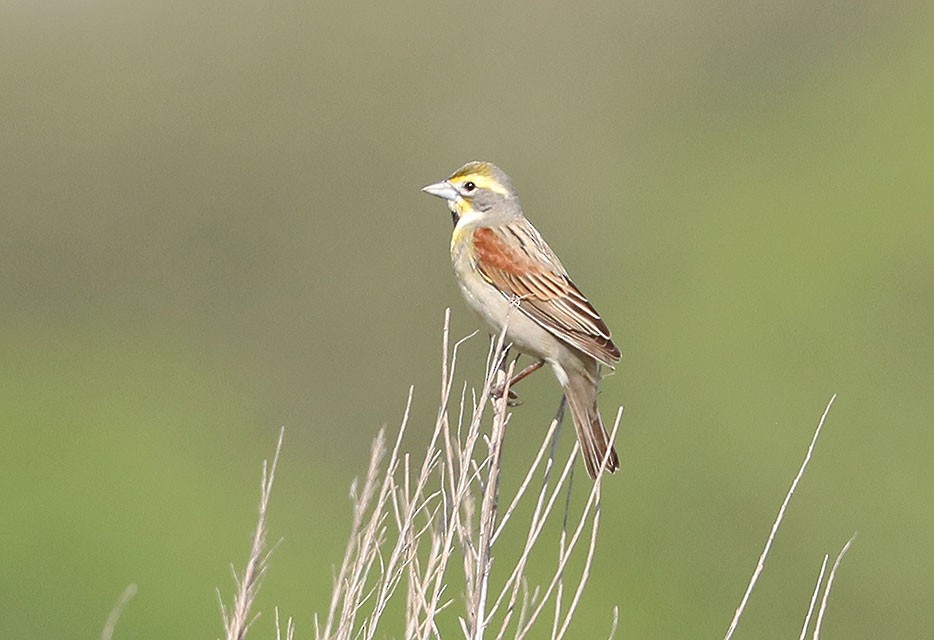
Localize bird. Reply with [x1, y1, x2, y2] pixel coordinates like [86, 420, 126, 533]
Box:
[422, 161, 620, 478]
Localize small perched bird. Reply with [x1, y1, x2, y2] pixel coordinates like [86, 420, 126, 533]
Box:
[422, 161, 620, 478]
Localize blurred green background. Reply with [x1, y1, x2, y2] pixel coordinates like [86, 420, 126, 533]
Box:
[2, 0, 932, 637]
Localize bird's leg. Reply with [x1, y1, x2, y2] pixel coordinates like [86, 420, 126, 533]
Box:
[507, 358, 546, 387]
[491, 358, 545, 406]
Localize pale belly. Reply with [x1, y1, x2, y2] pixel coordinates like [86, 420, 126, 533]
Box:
[452, 250, 571, 366]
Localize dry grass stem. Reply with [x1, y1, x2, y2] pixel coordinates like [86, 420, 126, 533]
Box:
[219, 427, 284, 640]
[724, 394, 856, 639]
[607, 606, 619, 640]
[811, 534, 856, 639]
[276, 607, 296, 640]
[101, 583, 137, 640]
[312, 309, 616, 639]
[214, 315, 855, 640]
[798, 555, 829, 640]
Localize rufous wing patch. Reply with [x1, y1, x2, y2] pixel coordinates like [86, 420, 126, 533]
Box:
[470, 225, 621, 365]
[472, 227, 533, 277]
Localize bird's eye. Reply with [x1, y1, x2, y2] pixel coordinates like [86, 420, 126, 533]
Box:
[463, 181, 476, 192]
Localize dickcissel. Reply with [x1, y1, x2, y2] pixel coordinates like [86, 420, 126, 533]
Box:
[422, 161, 620, 478]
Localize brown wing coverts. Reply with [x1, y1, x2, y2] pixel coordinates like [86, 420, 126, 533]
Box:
[472, 224, 621, 366]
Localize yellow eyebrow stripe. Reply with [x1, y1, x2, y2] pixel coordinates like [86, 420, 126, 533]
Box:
[450, 173, 511, 196]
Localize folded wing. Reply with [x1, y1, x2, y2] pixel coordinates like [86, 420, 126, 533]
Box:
[471, 223, 621, 366]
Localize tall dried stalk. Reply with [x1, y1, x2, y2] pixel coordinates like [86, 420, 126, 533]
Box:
[215, 315, 855, 640]
[724, 395, 856, 640]
[219, 427, 284, 640]
[314, 308, 618, 640]
[100, 584, 136, 640]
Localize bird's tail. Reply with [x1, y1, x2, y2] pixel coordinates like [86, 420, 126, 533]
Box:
[562, 367, 619, 479]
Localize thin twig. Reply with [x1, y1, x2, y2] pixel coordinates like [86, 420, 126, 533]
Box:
[275, 607, 295, 640]
[812, 534, 856, 639]
[723, 394, 837, 640]
[607, 606, 619, 640]
[554, 409, 622, 639]
[101, 583, 137, 640]
[315, 314, 615, 639]
[220, 427, 285, 640]
[798, 555, 829, 640]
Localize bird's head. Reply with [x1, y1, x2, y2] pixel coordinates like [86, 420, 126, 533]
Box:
[422, 161, 519, 227]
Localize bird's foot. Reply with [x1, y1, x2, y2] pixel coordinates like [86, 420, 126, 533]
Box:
[490, 381, 522, 407]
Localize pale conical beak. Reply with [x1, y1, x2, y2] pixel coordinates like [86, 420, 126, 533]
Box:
[421, 180, 459, 202]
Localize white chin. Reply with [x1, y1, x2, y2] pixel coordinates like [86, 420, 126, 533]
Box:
[453, 206, 484, 230]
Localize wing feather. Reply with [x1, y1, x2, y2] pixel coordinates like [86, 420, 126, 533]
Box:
[471, 222, 621, 365]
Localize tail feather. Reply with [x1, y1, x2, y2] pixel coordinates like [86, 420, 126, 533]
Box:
[563, 369, 619, 479]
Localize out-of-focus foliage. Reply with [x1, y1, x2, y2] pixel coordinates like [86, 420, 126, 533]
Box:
[1, 1, 931, 638]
